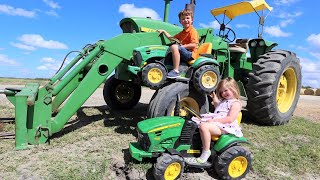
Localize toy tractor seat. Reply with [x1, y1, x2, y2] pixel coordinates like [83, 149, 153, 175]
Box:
[229, 39, 249, 53]
[211, 112, 242, 141]
[188, 42, 213, 65]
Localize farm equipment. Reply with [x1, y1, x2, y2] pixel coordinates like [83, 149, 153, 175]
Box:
[0, 0, 301, 149]
[129, 98, 253, 180]
[145, 0, 302, 127]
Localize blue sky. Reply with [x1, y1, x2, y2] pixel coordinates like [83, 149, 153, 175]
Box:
[0, 0, 319, 88]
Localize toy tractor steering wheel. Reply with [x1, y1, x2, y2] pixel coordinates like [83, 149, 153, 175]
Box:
[168, 37, 181, 45]
[219, 27, 236, 43]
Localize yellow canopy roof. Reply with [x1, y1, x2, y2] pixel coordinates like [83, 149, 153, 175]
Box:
[211, 0, 273, 19]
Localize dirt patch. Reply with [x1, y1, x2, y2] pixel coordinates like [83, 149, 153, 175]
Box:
[293, 95, 320, 122]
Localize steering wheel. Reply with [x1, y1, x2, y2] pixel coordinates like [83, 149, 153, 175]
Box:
[183, 106, 202, 120]
[168, 37, 181, 45]
[219, 27, 236, 43]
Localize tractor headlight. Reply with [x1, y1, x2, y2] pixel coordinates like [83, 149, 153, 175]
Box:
[132, 50, 142, 66]
[137, 130, 151, 151]
[250, 41, 257, 47]
[259, 41, 265, 46]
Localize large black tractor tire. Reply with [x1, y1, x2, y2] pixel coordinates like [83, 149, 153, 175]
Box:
[214, 146, 253, 180]
[147, 82, 209, 118]
[246, 50, 301, 125]
[192, 65, 220, 93]
[142, 63, 167, 89]
[103, 75, 141, 110]
[153, 153, 185, 180]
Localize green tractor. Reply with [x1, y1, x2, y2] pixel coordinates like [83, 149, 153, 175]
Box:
[129, 98, 253, 180]
[107, 0, 301, 126]
[0, 0, 301, 149]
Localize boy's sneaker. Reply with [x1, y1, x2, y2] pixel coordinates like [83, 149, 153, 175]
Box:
[167, 70, 180, 78]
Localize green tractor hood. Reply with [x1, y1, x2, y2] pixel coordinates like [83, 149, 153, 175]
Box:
[120, 17, 182, 34]
[137, 116, 185, 133]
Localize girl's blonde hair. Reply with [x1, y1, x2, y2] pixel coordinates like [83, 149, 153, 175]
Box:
[216, 77, 241, 100]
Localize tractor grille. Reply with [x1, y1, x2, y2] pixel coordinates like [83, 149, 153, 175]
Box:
[137, 130, 151, 151]
[133, 50, 142, 67]
[175, 120, 198, 146]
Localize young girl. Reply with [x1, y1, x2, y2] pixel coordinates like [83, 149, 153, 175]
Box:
[187, 77, 243, 164]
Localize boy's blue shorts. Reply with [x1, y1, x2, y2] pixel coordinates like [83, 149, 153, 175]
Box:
[178, 45, 193, 62]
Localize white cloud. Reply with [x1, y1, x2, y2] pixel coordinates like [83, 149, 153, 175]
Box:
[199, 20, 220, 29]
[264, 26, 291, 37]
[310, 52, 320, 61]
[37, 62, 60, 71]
[119, 4, 161, 20]
[10, 42, 36, 51]
[279, 19, 293, 27]
[0, 54, 18, 66]
[17, 34, 68, 49]
[41, 57, 56, 63]
[45, 10, 59, 17]
[43, 0, 61, 9]
[307, 33, 320, 49]
[37, 65, 48, 70]
[277, 11, 302, 19]
[0, 4, 36, 18]
[236, 24, 250, 28]
[299, 56, 320, 88]
[274, 0, 300, 6]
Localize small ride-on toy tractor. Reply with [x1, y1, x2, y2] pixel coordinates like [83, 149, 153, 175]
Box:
[132, 36, 220, 94]
[129, 98, 252, 180]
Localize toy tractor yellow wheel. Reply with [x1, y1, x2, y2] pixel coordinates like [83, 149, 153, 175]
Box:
[142, 63, 167, 89]
[193, 65, 220, 93]
[246, 50, 301, 125]
[153, 153, 184, 180]
[214, 146, 252, 180]
[103, 75, 141, 110]
[147, 82, 208, 118]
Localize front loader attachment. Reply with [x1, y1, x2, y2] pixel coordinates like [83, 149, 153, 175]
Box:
[2, 32, 166, 149]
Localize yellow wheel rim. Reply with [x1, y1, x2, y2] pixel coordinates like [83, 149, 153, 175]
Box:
[201, 71, 218, 89]
[164, 162, 181, 180]
[228, 156, 248, 178]
[276, 68, 297, 113]
[148, 68, 163, 84]
[170, 97, 199, 116]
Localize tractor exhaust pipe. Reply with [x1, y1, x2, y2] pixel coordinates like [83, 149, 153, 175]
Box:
[185, 0, 196, 14]
[163, 0, 196, 23]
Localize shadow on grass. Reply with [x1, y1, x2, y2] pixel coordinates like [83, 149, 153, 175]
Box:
[52, 102, 149, 139]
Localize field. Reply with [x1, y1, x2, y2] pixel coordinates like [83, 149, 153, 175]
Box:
[0, 78, 320, 180]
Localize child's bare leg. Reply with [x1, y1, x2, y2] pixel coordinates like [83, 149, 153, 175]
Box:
[197, 123, 222, 162]
[200, 123, 222, 150]
[170, 45, 180, 72]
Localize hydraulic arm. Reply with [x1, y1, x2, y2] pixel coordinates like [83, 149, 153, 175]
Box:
[2, 32, 164, 149]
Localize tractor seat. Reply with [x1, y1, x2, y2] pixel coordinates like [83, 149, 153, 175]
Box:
[229, 39, 249, 53]
[211, 112, 242, 141]
[188, 42, 213, 65]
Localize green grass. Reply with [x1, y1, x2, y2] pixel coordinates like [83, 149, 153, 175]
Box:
[242, 117, 320, 179]
[0, 77, 49, 85]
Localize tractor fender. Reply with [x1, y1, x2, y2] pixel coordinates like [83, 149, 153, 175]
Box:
[213, 134, 248, 153]
[191, 57, 219, 69]
[153, 60, 168, 72]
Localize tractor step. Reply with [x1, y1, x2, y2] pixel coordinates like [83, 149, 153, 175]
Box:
[185, 160, 212, 168]
[167, 76, 190, 82]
